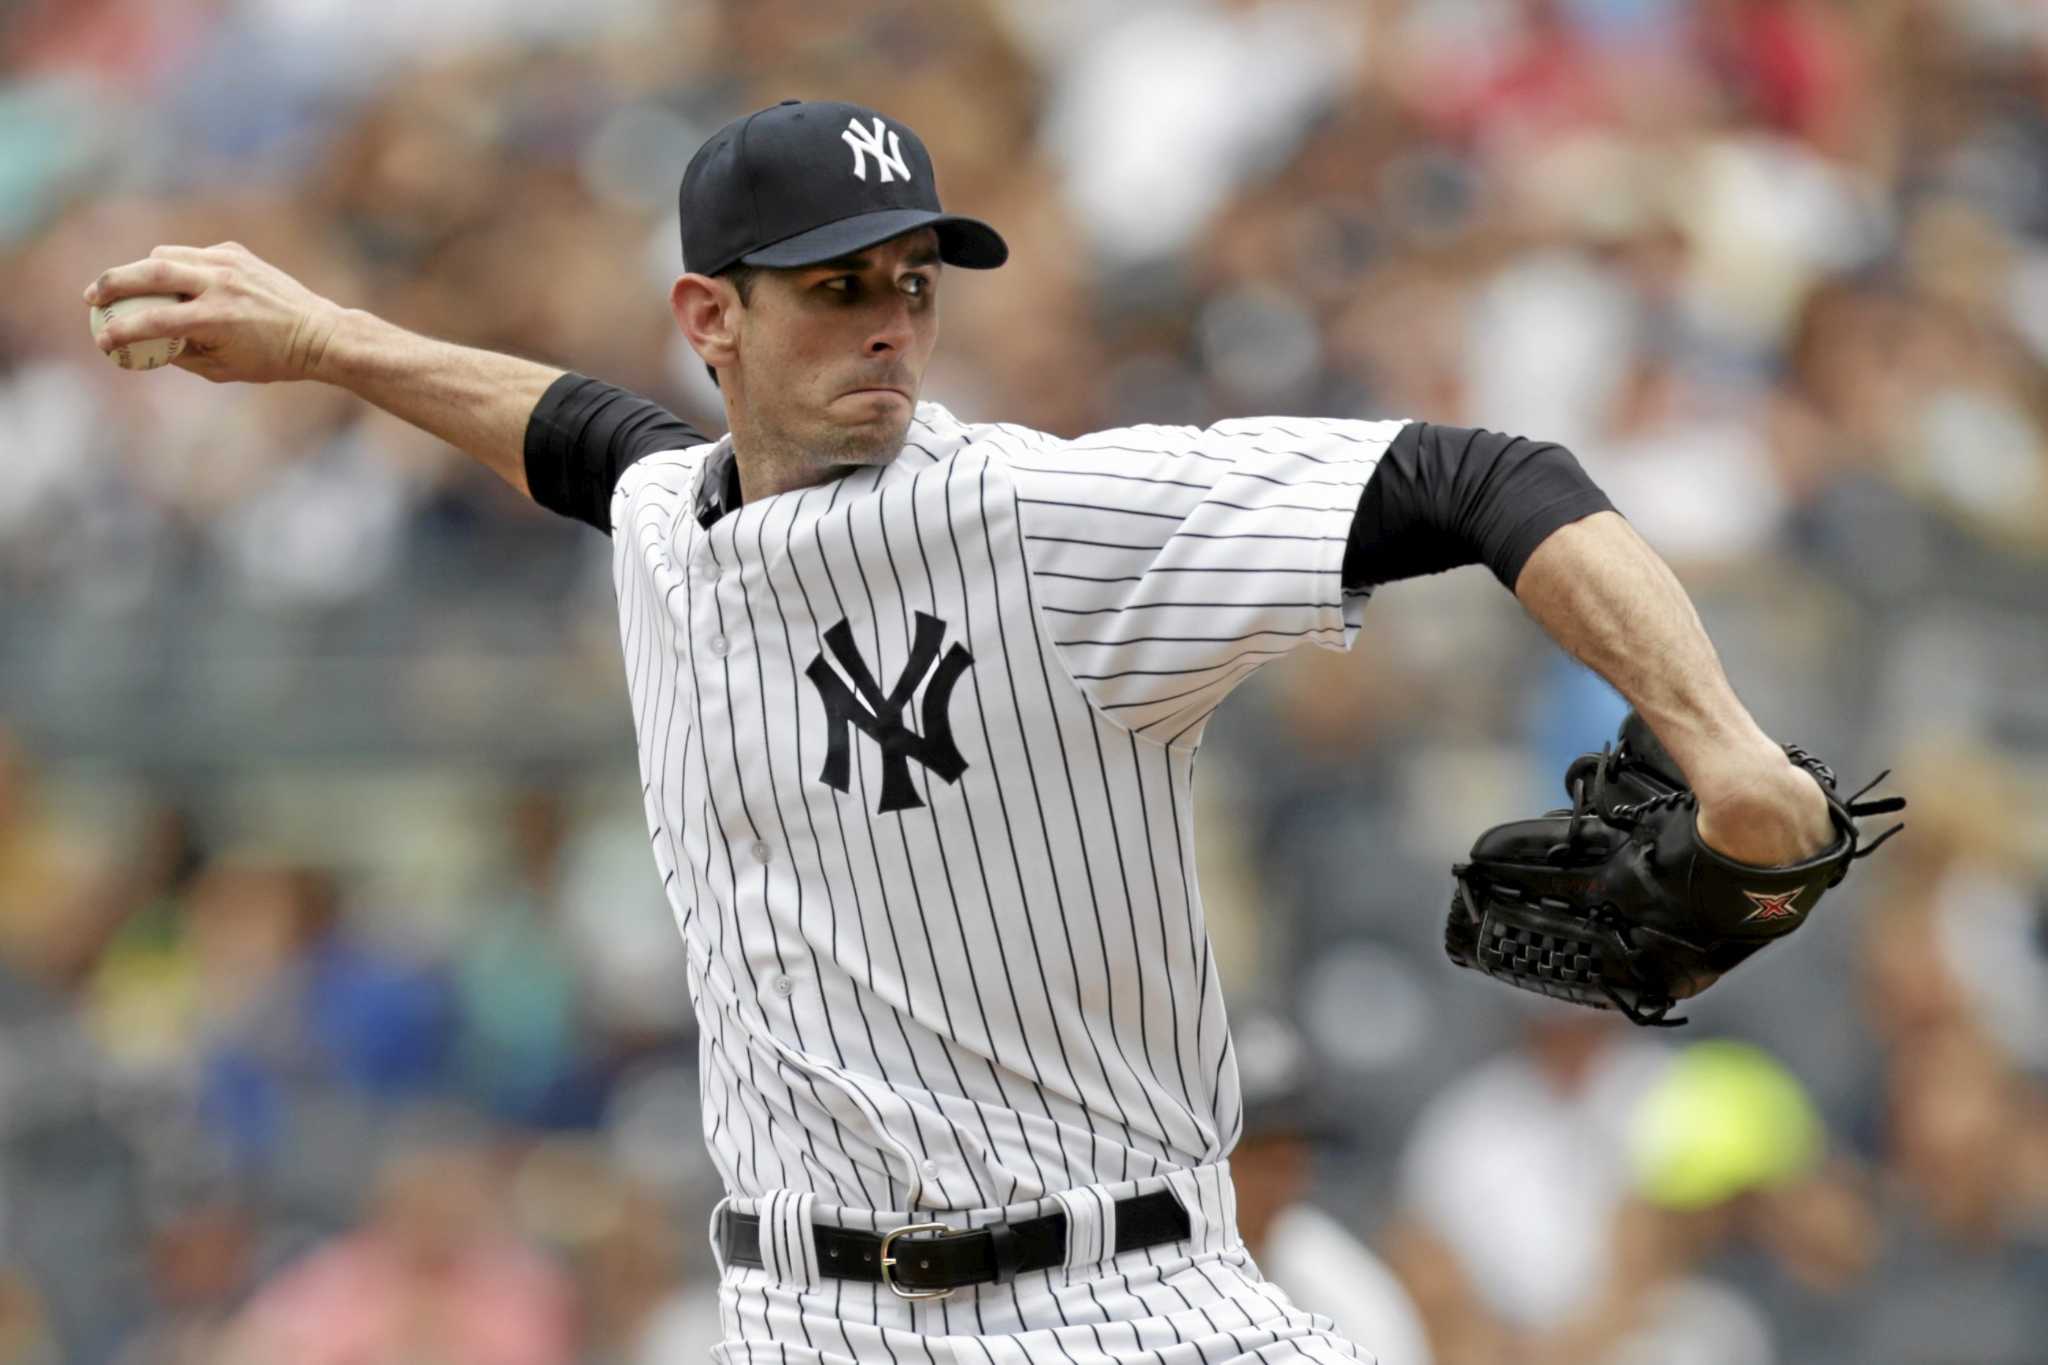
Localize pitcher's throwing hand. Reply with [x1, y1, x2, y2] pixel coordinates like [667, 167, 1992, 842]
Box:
[86, 242, 346, 384]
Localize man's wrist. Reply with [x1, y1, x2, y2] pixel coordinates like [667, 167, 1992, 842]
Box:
[1693, 756, 1836, 866]
[1638, 704, 1779, 794]
[1688, 743, 1800, 809]
[303, 306, 381, 388]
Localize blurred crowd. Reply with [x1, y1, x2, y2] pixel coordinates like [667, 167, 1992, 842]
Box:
[2, 0, 2045, 1361]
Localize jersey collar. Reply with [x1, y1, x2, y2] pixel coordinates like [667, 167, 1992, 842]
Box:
[694, 410, 947, 527]
[694, 441, 743, 528]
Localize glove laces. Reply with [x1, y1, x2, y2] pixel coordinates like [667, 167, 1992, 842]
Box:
[1608, 788, 1696, 824]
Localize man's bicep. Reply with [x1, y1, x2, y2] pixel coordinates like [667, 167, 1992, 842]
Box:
[1343, 422, 1614, 592]
[524, 373, 710, 534]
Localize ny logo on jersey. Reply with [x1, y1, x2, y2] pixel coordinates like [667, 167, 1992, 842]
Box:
[841, 116, 912, 184]
[806, 614, 972, 813]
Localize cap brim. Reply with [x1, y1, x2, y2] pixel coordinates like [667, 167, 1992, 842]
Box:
[739, 208, 1008, 271]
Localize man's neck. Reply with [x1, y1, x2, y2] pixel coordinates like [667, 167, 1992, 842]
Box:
[727, 436, 883, 504]
[733, 447, 848, 503]
[723, 414, 833, 505]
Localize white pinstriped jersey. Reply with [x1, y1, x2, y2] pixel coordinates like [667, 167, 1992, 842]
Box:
[611, 401, 1400, 1215]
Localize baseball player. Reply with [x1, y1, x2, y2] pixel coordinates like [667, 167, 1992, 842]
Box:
[86, 100, 1840, 1362]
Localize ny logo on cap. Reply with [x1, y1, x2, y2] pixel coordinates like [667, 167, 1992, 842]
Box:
[842, 116, 912, 185]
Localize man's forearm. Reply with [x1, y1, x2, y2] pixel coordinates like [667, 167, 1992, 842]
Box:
[87, 243, 698, 525]
[1514, 509, 1842, 871]
[1333, 425, 1824, 860]
[1514, 512, 1781, 788]
[310, 308, 561, 498]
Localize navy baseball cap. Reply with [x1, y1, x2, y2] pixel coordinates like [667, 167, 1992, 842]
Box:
[679, 99, 1008, 278]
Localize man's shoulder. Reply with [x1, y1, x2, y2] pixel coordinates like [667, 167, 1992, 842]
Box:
[611, 439, 720, 524]
[616, 439, 717, 490]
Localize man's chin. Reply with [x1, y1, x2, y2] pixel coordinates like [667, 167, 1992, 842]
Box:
[823, 405, 914, 466]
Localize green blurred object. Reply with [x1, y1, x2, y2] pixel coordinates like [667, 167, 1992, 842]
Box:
[1630, 1040, 1822, 1209]
[453, 891, 579, 1116]
[0, 79, 102, 245]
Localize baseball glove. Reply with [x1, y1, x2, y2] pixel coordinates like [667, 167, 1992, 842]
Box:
[1446, 712, 1906, 1027]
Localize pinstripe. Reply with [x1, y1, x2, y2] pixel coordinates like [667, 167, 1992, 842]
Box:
[704, 997, 764, 1193]
[751, 491, 889, 1209]
[1008, 462, 1367, 495]
[681, 547, 773, 1194]
[1039, 600, 1328, 615]
[1002, 464, 1213, 492]
[937, 457, 1097, 1186]
[1019, 497, 1186, 521]
[979, 454, 1177, 1169]
[842, 476, 1003, 1207]
[777, 1193, 797, 1290]
[1217, 1038, 1245, 1155]
[1104, 663, 1262, 717]
[1025, 533, 1343, 550]
[781, 482, 915, 1210]
[1066, 440, 1216, 461]
[905, 465, 1073, 1195]
[1127, 734, 1205, 1151]
[1071, 648, 1296, 682]
[811, 473, 984, 1208]
[706, 533, 837, 1197]
[1058, 627, 1340, 649]
[620, 512, 694, 932]
[951, 451, 1149, 1167]
[1038, 566, 1326, 577]
[872, 481, 1032, 1204]
[1077, 693, 1188, 1154]
[1031, 495, 1346, 518]
[708, 992, 836, 1197]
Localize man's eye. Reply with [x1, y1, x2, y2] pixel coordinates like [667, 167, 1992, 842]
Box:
[823, 276, 858, 295]
[903, 274, 928, 297]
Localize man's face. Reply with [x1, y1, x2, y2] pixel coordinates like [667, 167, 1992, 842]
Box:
[728, 227, 942, 472]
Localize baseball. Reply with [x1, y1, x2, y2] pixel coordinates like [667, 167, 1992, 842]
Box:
[88, 293, 186, 371]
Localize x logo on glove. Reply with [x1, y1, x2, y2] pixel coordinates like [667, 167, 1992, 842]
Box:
[1740, 888, 1804, 922]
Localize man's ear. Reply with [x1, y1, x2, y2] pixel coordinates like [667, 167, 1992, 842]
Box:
[673, 273, 740, 374]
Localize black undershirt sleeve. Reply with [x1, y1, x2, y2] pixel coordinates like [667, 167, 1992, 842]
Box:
[522, 372, 710, 534]
[1342, 421, 1616, 593]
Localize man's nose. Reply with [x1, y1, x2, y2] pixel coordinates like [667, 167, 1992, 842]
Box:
[866, 295, 914, 355]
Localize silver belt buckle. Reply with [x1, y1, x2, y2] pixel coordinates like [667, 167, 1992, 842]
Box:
[878, 1221, 956, 1301]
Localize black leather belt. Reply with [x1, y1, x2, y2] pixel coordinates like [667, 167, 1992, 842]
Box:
[718, 1189, 1191, 1300]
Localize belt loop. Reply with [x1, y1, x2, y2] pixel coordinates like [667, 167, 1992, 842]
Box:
[1162, 1162, 1235, 1255]
[708, 1195, 735, 1276]
[986, 1220, 1022, 1285]
[759, 1190, 822, 1288]
[1051, 1186, 1113, 1270]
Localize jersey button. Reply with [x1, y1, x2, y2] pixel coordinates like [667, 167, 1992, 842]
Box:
[749, 839, 773, 865]
[921, 1159, 939, 1177]
[707, 635, 728, 657]
[772, 973, 796, 997]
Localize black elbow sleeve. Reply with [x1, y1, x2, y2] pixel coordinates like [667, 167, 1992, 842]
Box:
[524, 372, 709, 535]
[1343, 422, 1614, 592]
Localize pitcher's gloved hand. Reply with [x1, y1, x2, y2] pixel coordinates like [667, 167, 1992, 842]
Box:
[1445, 711, 1907, 1026]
